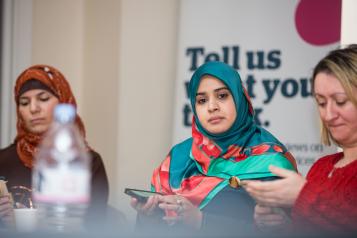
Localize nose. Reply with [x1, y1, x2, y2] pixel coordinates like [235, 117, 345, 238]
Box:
[323, 101, 338, 121]
[29, 100, 40, 114]
[208, 98, 219, 113]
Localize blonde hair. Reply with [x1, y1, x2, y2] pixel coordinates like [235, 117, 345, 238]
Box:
[312, 44, 357, 146]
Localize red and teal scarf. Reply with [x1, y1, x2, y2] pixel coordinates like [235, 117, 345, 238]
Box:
[151, 61, 296, 209]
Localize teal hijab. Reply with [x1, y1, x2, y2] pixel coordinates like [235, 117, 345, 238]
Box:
[189, 61, 281, 153]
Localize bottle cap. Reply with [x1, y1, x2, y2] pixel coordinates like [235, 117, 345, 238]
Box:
[54, 104, 76, 124]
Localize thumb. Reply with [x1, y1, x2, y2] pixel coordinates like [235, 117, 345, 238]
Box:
[269, 165, 296, 178]
[130, 197, 138, 207]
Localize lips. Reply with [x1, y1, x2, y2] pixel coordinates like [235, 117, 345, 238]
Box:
[327, 123, 344, 128]
[208, 116, 224, 124]
[30, 118, 45, 125]
[327, 124, 347, 133]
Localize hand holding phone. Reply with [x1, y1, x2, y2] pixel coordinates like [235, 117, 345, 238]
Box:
[124, 188, 162, 203]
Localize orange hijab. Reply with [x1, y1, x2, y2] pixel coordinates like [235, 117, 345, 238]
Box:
[14, 64, 87, 168]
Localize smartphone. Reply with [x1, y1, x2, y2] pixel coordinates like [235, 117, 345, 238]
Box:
[124, 188, 162, 203]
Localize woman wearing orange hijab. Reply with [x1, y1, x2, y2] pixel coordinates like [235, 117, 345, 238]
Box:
[0, 65, 109, 229]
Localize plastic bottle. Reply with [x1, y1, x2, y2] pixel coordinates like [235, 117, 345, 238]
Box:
[32, 104, 91, 232]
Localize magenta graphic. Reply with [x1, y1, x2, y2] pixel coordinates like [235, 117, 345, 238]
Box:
[295, 0, 341, 46]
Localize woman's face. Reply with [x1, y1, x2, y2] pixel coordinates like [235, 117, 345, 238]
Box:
[195, 75, 237, 134]
[314, 72, 357, 147]
[18, 89, 59, 135]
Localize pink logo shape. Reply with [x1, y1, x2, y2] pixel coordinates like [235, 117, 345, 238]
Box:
[295, 0, 341, 46]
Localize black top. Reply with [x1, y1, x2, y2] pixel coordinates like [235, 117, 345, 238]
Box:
[0, 143, 109, 228]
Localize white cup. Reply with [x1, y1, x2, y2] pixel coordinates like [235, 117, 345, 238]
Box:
[14, 208, 38, 232]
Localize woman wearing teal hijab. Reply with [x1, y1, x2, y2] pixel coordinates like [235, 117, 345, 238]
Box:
[132, 61, 296, 233]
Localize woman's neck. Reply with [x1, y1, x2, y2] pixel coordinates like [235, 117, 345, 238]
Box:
[337, 145, 357, 168]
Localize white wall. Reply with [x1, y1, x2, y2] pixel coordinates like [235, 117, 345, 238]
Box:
[341, 0, 357, 44]
[116, 0, 178, 222]
[0, 0, 32, 147]
[30, 0, 178, 225]
[81, 0, 120, 211]
[32, 0, 85, 106]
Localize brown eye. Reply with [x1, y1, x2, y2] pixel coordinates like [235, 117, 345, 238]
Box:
[196, 98, 207, 105]
[218, 92, 229, 99]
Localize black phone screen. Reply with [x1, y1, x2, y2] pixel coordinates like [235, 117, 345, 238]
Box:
[124, 188, 162, 203]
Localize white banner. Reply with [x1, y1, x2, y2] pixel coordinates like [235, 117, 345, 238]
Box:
[173, 0, 340, 175]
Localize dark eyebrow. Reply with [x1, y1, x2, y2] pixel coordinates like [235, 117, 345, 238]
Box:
[215, 87, 229, 92]
[196, 87, 229, 96]
[19, 91, 51, 100]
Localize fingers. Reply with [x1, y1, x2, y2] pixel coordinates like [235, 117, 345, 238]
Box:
[245, 167, 303, 207]
[157, 194, 180, 204]
[269, 165, 297, 178]
[132, 194, 183, 216]
[243, 181, 276, 203]
[130, 197, 138, 208]
[0, 197, 13, 220]
[158, 195, 189, 217]
[157, 195, 184, 226]
[243, 179, 292, 207]
[254, 205, 287, 228]
[255, 204, 274, 214]
[131, 195, 161, 215]
[0, 196, 12, 214]
[142, 195, 160, 214]
[0, 195, 10, 205]
[158, 200, 183, 213]
[160, 195, 202, 229]
[154, 195, 202, 229]
[158, 195, 184, 213]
